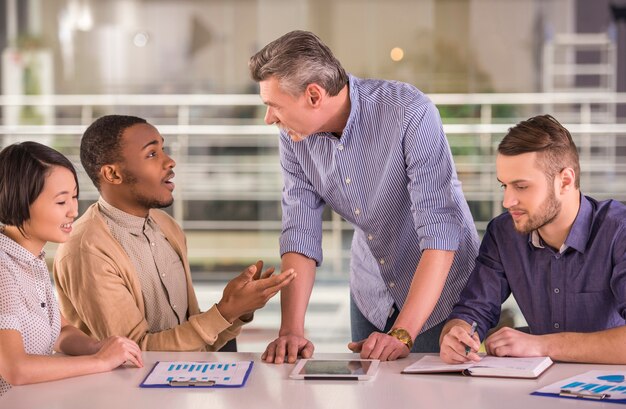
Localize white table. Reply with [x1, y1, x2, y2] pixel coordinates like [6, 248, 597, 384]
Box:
[1, 352, 621, 408]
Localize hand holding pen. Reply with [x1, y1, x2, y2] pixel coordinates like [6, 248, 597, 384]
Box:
[439, 319, 482, 364]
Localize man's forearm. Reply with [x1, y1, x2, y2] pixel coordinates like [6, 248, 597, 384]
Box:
[543, 326, 626, 364]
[278, 252, 316, 336]
[393, 249, 455, 338]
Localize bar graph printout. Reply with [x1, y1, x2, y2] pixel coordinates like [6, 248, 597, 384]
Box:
[140, 361, 253, 388]
[532, 370, 626, 403]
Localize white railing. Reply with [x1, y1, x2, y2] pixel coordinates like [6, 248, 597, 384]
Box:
[1, 92, 625, 278]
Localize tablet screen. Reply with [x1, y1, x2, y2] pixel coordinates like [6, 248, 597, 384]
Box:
[300, 360, 372, 376]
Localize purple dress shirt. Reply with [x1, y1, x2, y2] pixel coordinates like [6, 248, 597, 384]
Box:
[449, 194, 626, 340]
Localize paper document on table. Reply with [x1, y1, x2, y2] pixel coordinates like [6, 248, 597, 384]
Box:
[532, 370, 626, 403]
[140, 361, 253, 388]
[402, 355, 552, 379]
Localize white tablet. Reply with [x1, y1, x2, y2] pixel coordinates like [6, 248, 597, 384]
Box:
[289, 359, 380, 380]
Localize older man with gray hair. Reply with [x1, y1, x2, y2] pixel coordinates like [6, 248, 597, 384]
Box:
[248, 30, 479, 363]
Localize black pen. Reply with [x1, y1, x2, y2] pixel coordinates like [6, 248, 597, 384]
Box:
[465, 321, 477, 356]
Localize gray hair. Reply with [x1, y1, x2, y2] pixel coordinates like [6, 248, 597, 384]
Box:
[248, 30, 348, 96]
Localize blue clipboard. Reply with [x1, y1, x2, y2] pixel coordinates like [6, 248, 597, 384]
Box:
[532, 370, 626, 404]
[531, 390, 626, 404]
[139, 360, 254, 388]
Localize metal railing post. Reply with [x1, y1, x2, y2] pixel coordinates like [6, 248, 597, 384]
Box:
[174, 105, 190, 226]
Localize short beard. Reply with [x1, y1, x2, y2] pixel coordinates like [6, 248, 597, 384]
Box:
[123, 169, 174, 210]
[134, 192, 173, 210]
[513, 187, 561, 234]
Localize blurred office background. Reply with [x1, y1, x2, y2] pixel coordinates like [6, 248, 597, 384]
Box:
[1, 0, 625, 351]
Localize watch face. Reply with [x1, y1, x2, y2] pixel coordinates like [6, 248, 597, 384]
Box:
[389, 329, 412, 348]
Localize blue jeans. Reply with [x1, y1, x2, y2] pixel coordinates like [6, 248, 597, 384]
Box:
[350, 295, 444, 353]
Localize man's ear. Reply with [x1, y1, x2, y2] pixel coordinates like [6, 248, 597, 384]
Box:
[100, 164, 123, 185]
[558, 167, 576, 193]
[304, 83, 324, 107]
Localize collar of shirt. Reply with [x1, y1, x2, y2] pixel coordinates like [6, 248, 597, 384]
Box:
[0, 226, 46, 262]
[528, 193, 591, 255]
[339, 74, 361, 145]
[97, 197, 154, 236]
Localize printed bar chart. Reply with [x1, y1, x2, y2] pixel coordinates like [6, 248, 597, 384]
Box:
[141, 361, 252, 388]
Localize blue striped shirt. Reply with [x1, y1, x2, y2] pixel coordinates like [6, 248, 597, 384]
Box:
[279, 75, 479, 332]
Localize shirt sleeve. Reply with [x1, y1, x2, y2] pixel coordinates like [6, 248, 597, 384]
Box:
[447, 220, 512, 340]
[0, 262, 21, 332]
[53, 250, 240, 351]
[403, 99, 462, 251]
[278, 132, 325, 266]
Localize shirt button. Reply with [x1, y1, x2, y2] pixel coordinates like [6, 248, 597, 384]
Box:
[161, 273, 166, 278]
[389, 282, 395, 288]
[151, 242, 156, 246]
[172, 304, 177, 309]
[367, 234, 373, 241]
[337, 144, 344, 151]
[345, 177, 351, 184]
[554, 322, 560, 329]
[379, 259, 385, 265]
[354, 208, 361, 215]
[554, 288, 560, 294]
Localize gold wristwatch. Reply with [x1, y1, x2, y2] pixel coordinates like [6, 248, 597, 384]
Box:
[387, 328, 413, 350]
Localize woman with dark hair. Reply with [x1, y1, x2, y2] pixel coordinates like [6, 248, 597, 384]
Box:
[0, 142, 143, 396]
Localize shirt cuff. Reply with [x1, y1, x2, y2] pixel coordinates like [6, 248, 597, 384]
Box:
[188, 305, 235, 346]
[418, 223, 462, 251]
[0, 315, 21, 332]
[280, 232, 323, 266]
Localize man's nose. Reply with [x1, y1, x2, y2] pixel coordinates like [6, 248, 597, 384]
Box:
[502, 189, 518, 209]
[264, 106, 276, 125]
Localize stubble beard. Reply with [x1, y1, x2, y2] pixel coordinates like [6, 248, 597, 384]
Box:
[513, 188, 562, 234]
[124, 170, 174, 210]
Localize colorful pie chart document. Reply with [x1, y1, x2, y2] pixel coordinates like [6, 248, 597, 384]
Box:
[533, 370, 626, 403]
[140, 361, 253, 388]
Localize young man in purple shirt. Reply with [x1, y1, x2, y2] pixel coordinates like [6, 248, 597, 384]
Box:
[440, 114, 626, 364]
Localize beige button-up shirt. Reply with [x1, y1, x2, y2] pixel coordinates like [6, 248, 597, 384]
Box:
[98, 198, 188, 333]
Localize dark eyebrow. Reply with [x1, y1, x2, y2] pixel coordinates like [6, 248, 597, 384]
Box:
[141, 137, 164, 150]
[54, 186, 78, 198]
[497, 178, 529, 185]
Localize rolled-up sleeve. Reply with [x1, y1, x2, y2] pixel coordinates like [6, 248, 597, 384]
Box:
[278, 132, 325, 266]
[403, 101, 462, 251]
